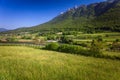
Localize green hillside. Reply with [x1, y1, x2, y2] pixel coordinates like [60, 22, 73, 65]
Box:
[0, 46, 120, 80]
[1, 0, 120, 34]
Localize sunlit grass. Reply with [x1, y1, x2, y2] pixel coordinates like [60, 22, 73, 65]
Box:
[0, 46, 120, 80]
[103, 51, 120, 57]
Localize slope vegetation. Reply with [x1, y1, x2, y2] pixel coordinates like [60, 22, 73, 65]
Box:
[1, 0, 120, 34]
[0, 46, 120, 80]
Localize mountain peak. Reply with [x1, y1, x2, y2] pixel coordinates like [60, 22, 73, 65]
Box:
[2, 0, 120, 33]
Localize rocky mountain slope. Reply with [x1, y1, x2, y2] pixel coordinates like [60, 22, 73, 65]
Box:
[2, 0, 120, 34]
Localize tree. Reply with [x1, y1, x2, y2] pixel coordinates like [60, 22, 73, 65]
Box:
[60, 35, 74, 44]
[89, 40, 103, 56]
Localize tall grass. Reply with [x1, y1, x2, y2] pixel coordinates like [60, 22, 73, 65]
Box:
[0, 46, 120, 80]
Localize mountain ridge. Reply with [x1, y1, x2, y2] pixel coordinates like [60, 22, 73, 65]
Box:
[0, 28, 8, 32]
[1, 0, 120, 34]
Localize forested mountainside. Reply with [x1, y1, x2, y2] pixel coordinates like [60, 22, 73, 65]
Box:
[1, 0, 120, 34]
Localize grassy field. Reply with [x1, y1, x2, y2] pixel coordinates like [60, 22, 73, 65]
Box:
[74, 32, 120, 42]
[103, 51, 120, 57]
[0, 46, 120, 80]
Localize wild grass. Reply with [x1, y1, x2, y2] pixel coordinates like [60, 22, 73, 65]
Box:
[103, 51, 120, 57]
[0, 46, 120, 80]
[75, 32, 120, 42]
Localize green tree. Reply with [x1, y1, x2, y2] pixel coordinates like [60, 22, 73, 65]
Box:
[89, 40, 103, 56]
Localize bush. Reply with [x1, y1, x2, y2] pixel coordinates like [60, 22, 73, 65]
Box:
[44, 43, 120, 60]
[89, 40, 103, 56]
[6, 37, 18, 42]
[45, 43, 59, 51]
[21, 36, 32, 39]
[73, 41, 88, 47]
[60, 36, 74, 44]
[58, 44, 90, 56]
[45, 43, 89, 55]
[45, 43, 103, 57]
[110, 40, 120, 51]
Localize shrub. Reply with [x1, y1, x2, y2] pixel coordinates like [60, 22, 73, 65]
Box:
[58, 44, 76, 53]
[60, 36, 74, 44]
[6, 37, 18, 42]
[33, 37, 46, 44]
[44, 42, 120, 60]
[45, 43, 103, 57]
[45, 43, 59, 51]
[89, 40, 103, 56]
[21, 36, 32, 39]
[58, 44, 89, 55]
[115, 39, 119, 42]
[73, 41, 88, 47]
[110, 40, 120, 51]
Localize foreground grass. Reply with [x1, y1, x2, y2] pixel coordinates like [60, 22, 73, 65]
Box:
[0, 46, 120, 80]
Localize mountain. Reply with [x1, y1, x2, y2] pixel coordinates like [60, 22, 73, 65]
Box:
[0, 28, 8, 32]
[2, 0, 120, 34]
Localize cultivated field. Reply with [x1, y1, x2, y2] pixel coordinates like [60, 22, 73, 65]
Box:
[0, 46, 120, 80]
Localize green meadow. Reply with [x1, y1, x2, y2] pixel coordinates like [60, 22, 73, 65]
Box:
[0, 0, 120, 80]
[0, 46, 120, 80]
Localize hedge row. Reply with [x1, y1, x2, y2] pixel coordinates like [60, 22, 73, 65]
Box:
[0, 42, 119, 60]
[0, 43, 43, 49]
[45, 43, 101, 56]
[44, 43, 120, 60]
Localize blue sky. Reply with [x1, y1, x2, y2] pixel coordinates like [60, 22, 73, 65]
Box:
[0, 0, 104, 29]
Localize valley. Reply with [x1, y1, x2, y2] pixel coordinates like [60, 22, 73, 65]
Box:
[0, 0, 120, 80]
